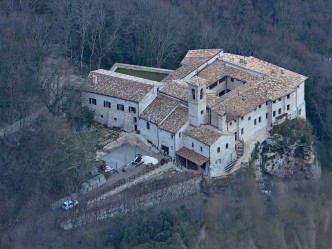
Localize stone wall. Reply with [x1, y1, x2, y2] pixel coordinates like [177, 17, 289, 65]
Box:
[60, 175, 202, 230]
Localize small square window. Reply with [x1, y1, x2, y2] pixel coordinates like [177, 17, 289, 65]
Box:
[201, 110, 204, 115]
[248, 117, 251, 121]
[114, 118, 117, 121]
[279, 98, 282, 101]
[241, 117, 244, 120]
[117, 104, 124, 111]
[100, 115, 103, 118]
[104, 101, 111, 108]
[89, 98, 96, 105]
[273, 100, 276, 104]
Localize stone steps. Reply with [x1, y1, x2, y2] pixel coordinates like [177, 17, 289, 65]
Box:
[225, 160, 236, 173]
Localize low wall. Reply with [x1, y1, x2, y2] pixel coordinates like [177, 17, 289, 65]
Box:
[110, 63, 173, 74]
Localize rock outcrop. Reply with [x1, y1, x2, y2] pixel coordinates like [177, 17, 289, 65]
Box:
[254, 134, 321, 179]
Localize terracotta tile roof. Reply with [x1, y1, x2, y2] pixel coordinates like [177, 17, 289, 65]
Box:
[160, 80, 188, 102]
[198, 59, 262, 85]
[184, 125, 230, 145]
[139, 94, 179, 124]
[181, 49, 223, 65]
[82, 70, 153, 102]
[197, 60, 227, 83]
[187, 76, 208, 87]
[159, 105, 188, 134]
[162, 62, 202, 81]
[176, 147, 209, 165]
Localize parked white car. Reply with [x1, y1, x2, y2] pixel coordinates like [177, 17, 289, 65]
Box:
[62, 200, 79, 210]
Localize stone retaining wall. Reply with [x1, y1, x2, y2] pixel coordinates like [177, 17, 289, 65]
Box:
[60, 175, 202, 230]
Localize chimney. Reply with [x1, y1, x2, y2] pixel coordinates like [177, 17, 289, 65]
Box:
[93, 75, 98, 85]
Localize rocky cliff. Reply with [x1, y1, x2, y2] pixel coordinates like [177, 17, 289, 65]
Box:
[253, 133, 321, 180]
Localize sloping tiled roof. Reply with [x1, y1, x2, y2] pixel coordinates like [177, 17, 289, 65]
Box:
[139, 94, 179, 124]
[197, 60, 227, 83]
[162, 62, 202, 81]
[82, 70, 153, 102]
[159, 105, 188, 134]
[176, 147, 209, 165]
[184, 125, 230, 145]
[181, 49, 223, 65]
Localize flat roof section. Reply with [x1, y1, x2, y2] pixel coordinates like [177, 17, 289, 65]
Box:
[115, 68, 169, 82]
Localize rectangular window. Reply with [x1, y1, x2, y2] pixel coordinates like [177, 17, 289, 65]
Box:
[89, 98, 96, 105]
[241, 117, 244, 120]
[104, 101, 111, 108]
[230, 122, 232, 126]
[273, 111, 276, 117]
[146, 122, 150, 130]
[266, 113, 268, 119]
[179, 132, 181, 137]
[201, 110, 204, 115]
[287, 104, 290, 111]
[192, 143, 194, 148]
[241, 128, 244, 134]
[254, 119, 257, 125]
[287, 94, 290, 99]
[273, 100, 276, 104]
[117, 104, 124, 111]
[248, 116, 251, 121]
[133, 117, 137, 123]
[129, 106, 136, 114]
[231, 78, 234, 82]
[171, 134, 174, 139]
[259, 116, 261, 123]
[278, 108, 282, 114]
[259, 105, 261, 108]
[200, 147, 203, 152]
[266, 101, 268, 105]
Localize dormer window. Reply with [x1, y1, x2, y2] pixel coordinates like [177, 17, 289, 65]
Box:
[192, 89, 196, 100]
[200, 88, 204, 99]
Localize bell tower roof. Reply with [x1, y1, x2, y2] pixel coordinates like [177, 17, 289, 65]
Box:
[186, 76, 208, 87]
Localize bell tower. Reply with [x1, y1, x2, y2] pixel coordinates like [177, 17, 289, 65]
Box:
[187, 76, 207, 127]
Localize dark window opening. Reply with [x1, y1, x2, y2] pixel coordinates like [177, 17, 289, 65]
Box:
[226, 143, 229, 149]
[241, 128, 244, 134]
[201, 110, 204, 115]
[200, 146, 203, 152]
[278, 108, 282, 114]
[217, 147, 220, 153]
[133, 117, 137, 123]
[117, 104, 124, 111]
[279, 98, 282, 101]
[248, 116, 251, 121]
[266, 113, 268, 119]
[129, 106, 136, 113]
[287, 104, 290, 111]
[200, 88, 204, 99]
[259, 105, 261, 108]
[287, 94, 290, 99]
[146, 122, 150, 129]
[259, 116, 261, 123]
[192, 89, 195, 100]
[254, 119, 257, 125]
[192, 143, 194, 148]
[89, 98, 96, 105]
[273, 111, 276, 117]
[104, 101, 111, 108]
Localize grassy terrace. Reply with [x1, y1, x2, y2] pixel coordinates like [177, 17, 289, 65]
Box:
[115, 68, 168, 82]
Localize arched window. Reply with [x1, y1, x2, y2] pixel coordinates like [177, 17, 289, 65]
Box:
[200, 88, 204, 99]
[192, 89, 195, 100]
[217, 147, 220, 153]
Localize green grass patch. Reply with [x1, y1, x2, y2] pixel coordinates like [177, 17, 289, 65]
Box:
[115, 68, 168, 82]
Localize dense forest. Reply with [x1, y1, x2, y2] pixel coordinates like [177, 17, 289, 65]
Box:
[0, 0, 331, 248]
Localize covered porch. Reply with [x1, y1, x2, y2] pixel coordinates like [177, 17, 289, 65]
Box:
[176, 147, 209, 173]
